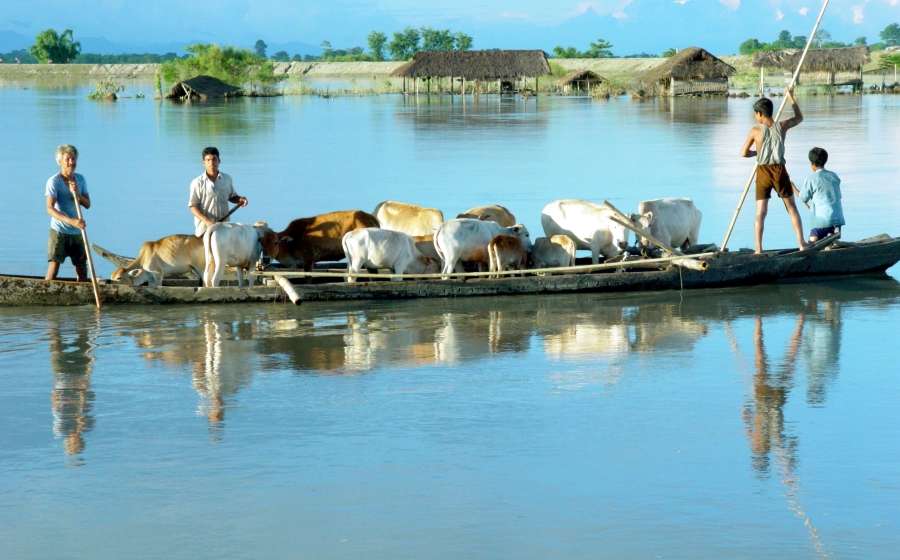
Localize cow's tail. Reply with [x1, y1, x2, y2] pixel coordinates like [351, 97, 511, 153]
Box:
[341, 231, 352, 263]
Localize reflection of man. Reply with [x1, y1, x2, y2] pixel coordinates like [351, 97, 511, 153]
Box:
[45, 144, 91, 281]
[188, 146, 248, 237]
[48, 320, 96, 456]
[743, 315, 804, 475]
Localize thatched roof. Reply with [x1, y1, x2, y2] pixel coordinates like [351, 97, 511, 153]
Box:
[391, 50, 551, 80]
[558, 70, 606, 86]
[166, 75, 242, 100]
[752, 46, 869, 73]
[638, 47, 736, 83]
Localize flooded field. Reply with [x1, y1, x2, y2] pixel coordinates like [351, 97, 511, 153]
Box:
[1, 81, 898, 558]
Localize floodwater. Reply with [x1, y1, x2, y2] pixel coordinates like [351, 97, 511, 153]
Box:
[1, 81, 899, 558]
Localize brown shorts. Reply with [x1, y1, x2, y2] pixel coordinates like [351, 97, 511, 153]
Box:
[47, 229, 86, 265]
[756, 164, 794, 201]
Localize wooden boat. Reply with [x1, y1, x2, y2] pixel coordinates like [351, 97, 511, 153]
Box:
[1, 235, 898, 306]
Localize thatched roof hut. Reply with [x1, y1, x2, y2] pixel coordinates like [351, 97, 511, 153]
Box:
[752, 46, 869, 73]
[559, 70, 606, 88]
[166, 75, 242, 101]
[636, 47, 735, 96]
[391, 50, 550, 80]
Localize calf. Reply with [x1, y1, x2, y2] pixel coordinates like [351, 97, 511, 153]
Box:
[630, 198, 702, 252]
[488, 234, 528, 277]
[203, 221, 272, 288]
[531, 235, 577, 268]
[342, 228, 439, 282]
[110, 234, 204, 287]
[261, 210, 380, 272]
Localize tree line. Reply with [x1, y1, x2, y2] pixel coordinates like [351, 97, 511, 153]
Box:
[739, 23, 900, 55]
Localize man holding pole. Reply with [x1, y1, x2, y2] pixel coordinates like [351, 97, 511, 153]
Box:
[188, 146, 248, 237]
[740, 90, 807, 253]
[44, 145, 91, 281]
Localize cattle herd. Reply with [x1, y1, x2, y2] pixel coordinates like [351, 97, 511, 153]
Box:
[111, 198, 703, 287]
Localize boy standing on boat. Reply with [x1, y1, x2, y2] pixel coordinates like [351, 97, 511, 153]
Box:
[44, 145, 90, 281]
[188, 147, 248, 237]
[797, 147, 844, 242]
[740, 90, 807, 253]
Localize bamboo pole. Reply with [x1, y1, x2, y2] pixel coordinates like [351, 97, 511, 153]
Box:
[70, 186, 101, 309]
[256, 252, 718, 281]
[720, 0, 830, 252]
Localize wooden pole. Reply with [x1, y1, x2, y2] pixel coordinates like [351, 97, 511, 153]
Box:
[71, 187, 101, 309]
[759, 66, 765, 95]
[720, 0, 830, 252]
[274, 274, 301, 305]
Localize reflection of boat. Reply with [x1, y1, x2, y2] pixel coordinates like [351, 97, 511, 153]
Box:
[1, 236, 898, 305]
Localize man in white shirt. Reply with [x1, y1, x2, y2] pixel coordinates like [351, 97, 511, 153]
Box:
[188, 147, 248, 237]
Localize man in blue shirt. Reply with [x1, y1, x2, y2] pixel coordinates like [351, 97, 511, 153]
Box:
[44, 145, 91, 281]
[796, 147, 845, 242]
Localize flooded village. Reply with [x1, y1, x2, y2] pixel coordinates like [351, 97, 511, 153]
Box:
[2, 1, 900, 558]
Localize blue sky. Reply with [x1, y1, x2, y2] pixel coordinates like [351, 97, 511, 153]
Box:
[2, 0, 898, 54]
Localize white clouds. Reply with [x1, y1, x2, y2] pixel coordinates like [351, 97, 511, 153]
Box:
[775, 8, 784, 20]
[719, 0, 740, 9]
[798, 6, 809, 16]
[673, 0, 689, 4]
[852, 4, 865, 22]
[570, 0, 635, 19]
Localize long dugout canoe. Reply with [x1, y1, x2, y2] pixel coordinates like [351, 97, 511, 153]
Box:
[1, 236, 898, 306]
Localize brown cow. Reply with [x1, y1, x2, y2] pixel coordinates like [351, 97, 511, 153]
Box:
[488, 234, 528, 277]
[457, 204, 516, 227]
[261, 210, 379, 271]
[111, 234, 205, 287]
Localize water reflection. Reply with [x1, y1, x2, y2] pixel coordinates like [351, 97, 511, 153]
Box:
[48, 315, 97, 457]
[158, 97, 276, 140]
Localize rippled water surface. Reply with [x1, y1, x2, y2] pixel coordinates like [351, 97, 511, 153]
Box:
[1, 82, 899, 558]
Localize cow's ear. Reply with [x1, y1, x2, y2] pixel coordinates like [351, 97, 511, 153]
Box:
[643, 211, 654, 225]
[128, 269, 143, 278]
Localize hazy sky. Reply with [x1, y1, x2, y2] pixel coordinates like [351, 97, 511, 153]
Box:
[2, 0, 898, 54]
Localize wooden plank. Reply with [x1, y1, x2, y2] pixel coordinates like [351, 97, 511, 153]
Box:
[274, 274, 301, 305]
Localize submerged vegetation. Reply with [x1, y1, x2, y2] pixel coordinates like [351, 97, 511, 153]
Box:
[87, 79, 124, 101]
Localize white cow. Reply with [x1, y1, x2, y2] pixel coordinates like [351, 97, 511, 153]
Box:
[630, 198, 702, 252]
[531, 235, 577, 268]
[374, 200, 444, 237]
[541, 199, 629, 263]
[433, 218, 532, 277]
[203, 221, 272, 288]
[341, 228, 440, 282]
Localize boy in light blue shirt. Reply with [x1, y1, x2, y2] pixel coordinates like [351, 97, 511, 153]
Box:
[796, 147, 844, 242]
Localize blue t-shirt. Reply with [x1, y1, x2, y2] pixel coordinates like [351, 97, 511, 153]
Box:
[799, 169, 845, 229]
[45, 173, 89, 235]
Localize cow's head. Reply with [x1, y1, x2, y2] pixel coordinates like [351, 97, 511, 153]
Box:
[111, 267, 127, 283]
[608, 219, 630, 253]
[630, 211, 654, 247]
[411, 255, 441, 275]
[504, 224, 532, 252]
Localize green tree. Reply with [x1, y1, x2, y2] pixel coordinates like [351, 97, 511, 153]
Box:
[254, 39, 267, 58]
[30, 28, 81, 63]
[813, 29, 832, 48]
[388, 27, 421, 60]
[454, 32, 473, 51]
[853, 36, 867, 46]
[880, 23, 900, 47]
[791, 35, 807, 49]
[739, 38, 765, 55]
[661, 48, 677, 57]
[367, 31, 387, 60]
[552, 46, 581, 58]
[774, 30, 793, 49]
[320, 40, 333, 58]
[420, 27, 455, 51]
[160, 43, 284, 91]
[271, 50, 290, 61]
[585, 38, 614, 58]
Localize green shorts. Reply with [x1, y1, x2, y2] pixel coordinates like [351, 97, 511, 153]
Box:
[47, 229, 86, 265]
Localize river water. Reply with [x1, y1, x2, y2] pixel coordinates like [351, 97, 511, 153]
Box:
[1, 82, 899, 558]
